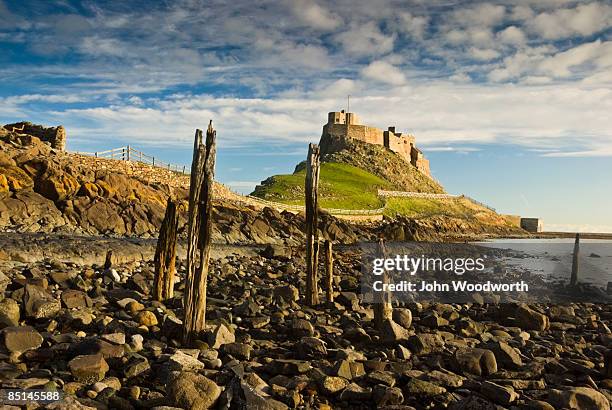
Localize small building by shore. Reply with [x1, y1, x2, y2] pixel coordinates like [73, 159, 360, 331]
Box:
[521, 217, 543, 233]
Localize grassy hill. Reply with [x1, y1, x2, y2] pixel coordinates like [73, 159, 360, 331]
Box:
[252, 162, 393, 209]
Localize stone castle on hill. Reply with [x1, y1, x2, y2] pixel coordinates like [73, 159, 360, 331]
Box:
[320, 110, 431, 177]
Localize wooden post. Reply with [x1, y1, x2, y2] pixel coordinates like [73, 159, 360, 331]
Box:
[305, 143, 320, 306]
[570, 233, 580, 286]
[374, 238, 393, 329]
[325, 240, 334, 302]
[104, 250, 113, 270]
[153, 198, 179, 301]
[127, 145, 131, 161]
[183, 121, 216, 345]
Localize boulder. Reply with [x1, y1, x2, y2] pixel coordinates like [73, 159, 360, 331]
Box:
[3, 326, 43, 353]
[515, 304, 549, 331]
[208, 323, 235, 349]
[167, 372, 221, 410]
[23, 284, 61, 319]
[453, 348, 497, 376]
[68, 354, 109, 383]
[548, 387, 609, 410]
[0, 298, 20, 328]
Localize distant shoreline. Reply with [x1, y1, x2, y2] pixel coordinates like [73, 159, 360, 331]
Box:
[536, 231, 612, 240]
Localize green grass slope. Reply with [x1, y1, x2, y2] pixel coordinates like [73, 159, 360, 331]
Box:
[252, 162, 393, 209]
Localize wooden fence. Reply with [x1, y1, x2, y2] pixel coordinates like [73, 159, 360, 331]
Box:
[75, 146, 187, 174]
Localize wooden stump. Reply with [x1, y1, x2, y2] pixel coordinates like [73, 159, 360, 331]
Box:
[305, 143, 320, 306]
[104, 250, 113, 270]
[325, 240, 334, 302]
[374, 238, 393, 329]
[183, 122, 216, 345]
[153, 198, 179, 301]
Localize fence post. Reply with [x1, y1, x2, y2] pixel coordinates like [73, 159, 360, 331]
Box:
[127, 145, 131, 161]
[152, 157, 155, 167]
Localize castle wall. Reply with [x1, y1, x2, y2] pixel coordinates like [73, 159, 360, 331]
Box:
[323, 111, 432, 178]
[325, 123, 384, 145]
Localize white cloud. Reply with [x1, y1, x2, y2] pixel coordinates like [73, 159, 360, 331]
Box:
[397, 12, 429, 39]
[469, 48, 500, 61]
[497, 26, 527, 45]
[334, 22, 395, 57]
[291, 0, 341, 30]
[361, 61, 406, 85]
[528, 2, 612, 39]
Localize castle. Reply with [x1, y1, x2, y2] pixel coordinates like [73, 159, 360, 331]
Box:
[320, 111, 431, 176]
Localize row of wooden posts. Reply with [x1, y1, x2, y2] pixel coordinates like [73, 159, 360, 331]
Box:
[141, 122, 393, 347]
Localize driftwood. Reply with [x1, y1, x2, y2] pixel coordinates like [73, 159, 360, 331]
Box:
[325, 240, 334, 302]
[374, 238, 393, 329]
[305, 143, 321, 306]
[153, 198, 179, 301]
[183, 122, 216, 345]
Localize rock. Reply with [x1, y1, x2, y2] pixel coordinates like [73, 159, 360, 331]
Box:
[2, 326, 43, 353]
[68, 354, 109, 383]
[23, 284, 61, 319]
[136, 310, 158, 327]
[490, 341, 522, 369]
[407, 333, 444, 354]
[453, 348, 497, 376]
[481, 381, 518, 405]
[516, 304, 549, 331]
[0, 298, 20, 328]
[168, 350, 205, 371]
[373, 385, 404, 406]
[61, 290, 91, 309]
[392, 308, 412, 329]
[261, 244, 291, 260]
[167, 372, 221, 410]
[46, 396, 98, 410]
[319, 376, 349, 395]
[339, 383, 372, 401]
[273, 285, 299, 303]
[267, 359, 312, 375]
[548, 387, 610, 410]
[381, 319, 409, 343]
[125, 354, 150, 378]
[296, 337, 327, 359]
[208, 323, 235, 349]
[334, 360, 365, 380]
[403, 378, 447, 397]
[221, 342, 252, 361]
[291, 318, 314, 337]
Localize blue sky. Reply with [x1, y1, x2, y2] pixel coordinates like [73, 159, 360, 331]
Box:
[1, 0, 611, 232]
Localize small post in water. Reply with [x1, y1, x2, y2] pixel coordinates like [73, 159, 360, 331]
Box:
[570, 232, 580, 286]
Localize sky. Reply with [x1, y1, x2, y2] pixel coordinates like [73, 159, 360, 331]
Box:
[0, 0, 611, 232]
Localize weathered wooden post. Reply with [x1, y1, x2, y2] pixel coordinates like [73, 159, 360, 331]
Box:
[104, 250, 113, 270]
[183, 122, 216, 345]
[305, 143, 321, 306]
[374, 238, 393, 329]
[153, 198, 179, 301]
[570, 232, 580, 286]
[325, 240, 334, 302]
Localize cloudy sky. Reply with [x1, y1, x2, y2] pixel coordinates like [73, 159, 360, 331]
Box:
[1, 0, 611, 232]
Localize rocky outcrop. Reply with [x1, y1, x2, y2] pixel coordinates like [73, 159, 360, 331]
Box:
[0, 127, 361, 243]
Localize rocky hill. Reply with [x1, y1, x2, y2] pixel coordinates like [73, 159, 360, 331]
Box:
[0, 125, 360, 244]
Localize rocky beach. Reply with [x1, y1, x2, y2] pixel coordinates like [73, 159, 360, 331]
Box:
[0, 120, 611, 410]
